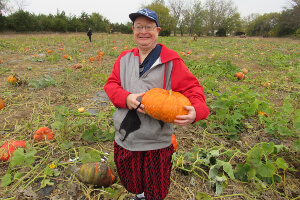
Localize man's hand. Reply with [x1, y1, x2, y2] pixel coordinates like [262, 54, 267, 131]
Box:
[126, 93, 145, 113]
[174, 106, 196, 126]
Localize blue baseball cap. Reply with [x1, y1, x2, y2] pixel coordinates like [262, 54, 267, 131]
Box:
[129, 8, 159, 27]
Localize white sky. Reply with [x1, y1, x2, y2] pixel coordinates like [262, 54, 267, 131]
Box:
[10, 0, 290, 24]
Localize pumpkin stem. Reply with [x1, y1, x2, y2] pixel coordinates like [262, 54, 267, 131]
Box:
[169, 89, 172, 95]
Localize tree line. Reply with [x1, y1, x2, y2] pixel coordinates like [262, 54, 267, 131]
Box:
[0, 0, 299, 37]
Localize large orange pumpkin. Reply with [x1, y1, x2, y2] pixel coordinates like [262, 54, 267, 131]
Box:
[33, 127, 55, 141]
[0, 140, 27, 161]
[78, 162, 116, 187]
[141, 88, 191, 123]
[0, 99, 5, 110]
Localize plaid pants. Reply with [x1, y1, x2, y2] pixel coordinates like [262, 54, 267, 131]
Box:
[114, 142, 174, 200]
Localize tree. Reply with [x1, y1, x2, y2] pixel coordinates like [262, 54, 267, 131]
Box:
[168, 0, 184, 36]
[246, 13, 280, 36]
[277, 0, 300, 36]
[181, 0, 204, 36]
[204, 0, 239, 36]
[145, 1, 175, 36]
[0, 0, 12, 15]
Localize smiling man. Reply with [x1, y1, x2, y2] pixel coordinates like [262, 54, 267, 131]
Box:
[104, 8, 209, 200]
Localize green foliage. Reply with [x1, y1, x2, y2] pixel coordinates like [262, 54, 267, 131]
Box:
[209, 85, 270, 139]
[28, 75, 56, 89]
[234, 142, 287, 190]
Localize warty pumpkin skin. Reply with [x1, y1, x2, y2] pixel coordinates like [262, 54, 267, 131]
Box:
[141, 88, 192, 123]
[79, 162, 116, 187]
[33, 127, 55, 141]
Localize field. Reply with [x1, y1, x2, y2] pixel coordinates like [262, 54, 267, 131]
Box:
[0, 33, 299, 200]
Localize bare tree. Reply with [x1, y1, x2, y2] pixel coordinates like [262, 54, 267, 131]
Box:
[0, 0, 13, 14]
[168, 0, 185, 36]
[14, 0, 29, 11]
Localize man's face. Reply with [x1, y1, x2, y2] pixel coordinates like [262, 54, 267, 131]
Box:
[132, 16, 161, 51]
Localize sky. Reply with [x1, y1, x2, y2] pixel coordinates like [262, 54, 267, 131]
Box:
[9, 0, 290, 24]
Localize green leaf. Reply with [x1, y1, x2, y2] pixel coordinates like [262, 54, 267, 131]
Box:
[276, 158, 288, 170]
[14, 172, 23, 180]
[215, 181, 223, 196]
[293, 140, 300, 151]
[196, 192, 213, 200]
[246, 147, 263, 168]
[278, 126, 292, 136]
[223, 162, 235, 179]
[261, 142, 275, 154]
[257, 163, 276, 177]
[61, 140, 73, 150]
[1, 174, 12, 187]
[41, 179, 54, 188]
[209, 164, 221, 179]
[283, 99, 294, 114]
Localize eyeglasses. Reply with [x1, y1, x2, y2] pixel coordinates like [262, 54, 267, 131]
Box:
[133, 25, 157, 32]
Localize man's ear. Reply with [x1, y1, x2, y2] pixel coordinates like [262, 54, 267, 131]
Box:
[157, 27, 161, 34]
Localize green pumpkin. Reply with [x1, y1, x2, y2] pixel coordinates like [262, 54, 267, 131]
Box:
[78, 162, 116, 187]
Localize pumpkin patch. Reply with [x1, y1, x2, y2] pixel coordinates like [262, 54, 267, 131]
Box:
[141, 88, 191, 123]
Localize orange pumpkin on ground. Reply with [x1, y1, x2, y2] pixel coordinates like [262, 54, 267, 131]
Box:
[141, 88, 191, 123]
[78, 162, 116, 187]
[172, 134, 177, 151]
[64, 55, 69, 59]
[242, 68, 248, 74]
[33, 127, 55, 141]
[79, 49, 83, 52]
[235, 72, 245, 80]
[8, 75, 18, 84]
[0, 140, 27, 161]
[96, 55, 102, 61]
[0, 99, 5, 110]
[47, 50, 52, 53]
[90, 57, 95, 63]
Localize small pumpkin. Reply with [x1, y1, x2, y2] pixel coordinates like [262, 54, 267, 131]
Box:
[141, 88, 192, 123]
[64, 55, 69, 59]
[0, 140, 27, 161]
[79, 49, 83, 52]
[0, 98, 5, 110]
[242, 68, 248, 74]
[96, 55, 102, 61]
[33, 127, 55, 141]
[78, 162, 116, 187]
[235, 72, 245, 80]
[73, 64, 83, 69]
[90, 57, 95, 63]
[8, 75, 18, 84]
[172, 134, 177, 151]
[47, 50, 52, 54]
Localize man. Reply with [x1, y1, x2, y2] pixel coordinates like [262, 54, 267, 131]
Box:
[104, 8, 209, 200]
[87, 28, 92, 42]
